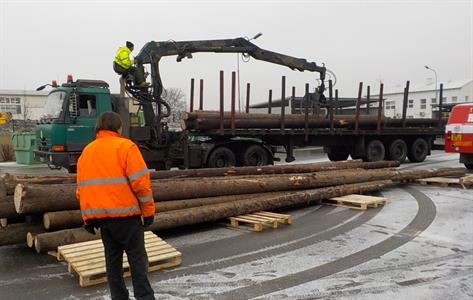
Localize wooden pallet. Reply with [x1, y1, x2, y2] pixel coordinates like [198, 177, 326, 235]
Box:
[57, 231, 181, 287]
[228, 211, 292, 232]
[323, 194, 388, 210]
[416, 177, 463, 188]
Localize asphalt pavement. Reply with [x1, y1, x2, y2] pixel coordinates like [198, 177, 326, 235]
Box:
[0, 150, 472, 299]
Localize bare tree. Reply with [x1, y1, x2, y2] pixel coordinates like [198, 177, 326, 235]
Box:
[162, 88, 186, 124]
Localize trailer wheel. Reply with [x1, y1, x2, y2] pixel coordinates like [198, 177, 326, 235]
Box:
[327, 148, 349, 161]
[388, 139, 408, 163]
[364, 140, 385, 162]
[242, 145, 270, 166]
[207, 147, 236, 168]
[408, 138, 429, 162]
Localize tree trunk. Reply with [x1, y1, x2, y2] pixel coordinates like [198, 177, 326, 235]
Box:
[43, 210, 84, 231]
[151, 160, 399, 180]
[14, 167, 466, 214]
[14, 183, 78, 214]
[0, 196, 18, 218]
[0, 223, 43, 246]
[26, 229, 46, 248]
[42, 192, 280, 231]
[1, 173, 75, 195]
[32, 179, 393, 252]
[34, 228, 101, 253]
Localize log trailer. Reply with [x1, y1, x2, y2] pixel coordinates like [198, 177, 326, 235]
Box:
[33, 37, 444, 172]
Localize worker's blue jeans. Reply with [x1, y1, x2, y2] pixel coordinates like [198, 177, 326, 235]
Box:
[99, 215, 155, 300]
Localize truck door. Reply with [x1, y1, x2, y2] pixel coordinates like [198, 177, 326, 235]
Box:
[66, 93, 97, 151]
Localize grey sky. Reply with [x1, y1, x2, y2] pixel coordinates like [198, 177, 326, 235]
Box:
[1, 0, 472, 109]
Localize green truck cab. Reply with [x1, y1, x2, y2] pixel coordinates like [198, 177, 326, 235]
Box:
[34, 79, 114, 172]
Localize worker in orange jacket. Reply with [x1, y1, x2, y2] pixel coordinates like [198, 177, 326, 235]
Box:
[76, 111, 156, 300]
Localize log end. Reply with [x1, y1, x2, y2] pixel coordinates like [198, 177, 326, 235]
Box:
[34, 235, 41, 253]
[43, 213, 50, 231]
[26, 232, 35, 248]
[13, 184, 25, 214]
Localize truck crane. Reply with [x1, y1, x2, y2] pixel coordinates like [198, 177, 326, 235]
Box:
[34, 37, 328, 172]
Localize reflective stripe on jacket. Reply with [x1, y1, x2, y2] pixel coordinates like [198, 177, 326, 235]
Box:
[113, 46, 134, 69]
[76, 130, 155, 221]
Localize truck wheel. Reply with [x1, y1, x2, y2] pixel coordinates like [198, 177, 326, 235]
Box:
[364, 140, 385, 162]
[408, 138, 429, 162]
[388, 139, 408, 163]
[242, 145, 270, 166]
[464, 163, 473, 170]
[207, 147, 236, 168]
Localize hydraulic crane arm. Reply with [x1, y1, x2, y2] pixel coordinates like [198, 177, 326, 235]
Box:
[135, 37, 326, 78]
[130, 37, 327, 146]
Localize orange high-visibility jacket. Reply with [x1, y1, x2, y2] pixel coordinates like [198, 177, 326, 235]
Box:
[76, 130, 155, 221]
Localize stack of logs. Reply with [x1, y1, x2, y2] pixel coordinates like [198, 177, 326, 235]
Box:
[182, 111, 446, 130]
[0, 160, 466, 254]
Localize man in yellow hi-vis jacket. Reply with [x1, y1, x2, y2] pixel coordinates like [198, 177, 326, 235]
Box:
[113, 41, 146, 87]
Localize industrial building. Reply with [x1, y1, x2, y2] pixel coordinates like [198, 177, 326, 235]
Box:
[0, 89, 48, 121]
[249, 79, 473, 118]
[379, 79, 473, 119]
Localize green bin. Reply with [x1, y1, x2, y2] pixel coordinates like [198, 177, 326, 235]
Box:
[11, 132, 40, 165]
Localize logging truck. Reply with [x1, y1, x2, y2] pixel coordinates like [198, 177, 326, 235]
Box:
[33, 37, 444, 172]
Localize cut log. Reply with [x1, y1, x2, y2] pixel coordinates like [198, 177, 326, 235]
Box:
[14, 183, 78, 214]
[43, 210, 84, 231]
[14, 167, 466, 214]
[32, 179, 393, 252]
[184, 111, 446, 129]
[34, 227, 100, 253]
[0, 196, 18, 218]
[0, 223, 43, 246]
[151, 160, 400, 180]
[1, 173, 75, 195]
[42, 192, 279, 231]
[154, 167, 466, 201]
[26, 229, 46, 248]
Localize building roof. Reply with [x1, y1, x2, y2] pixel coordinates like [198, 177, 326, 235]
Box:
[381, 79, 472, 95]
[0, 89, 49, 96]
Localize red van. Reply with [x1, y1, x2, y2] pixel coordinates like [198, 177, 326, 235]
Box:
[445, 103, 473, 169]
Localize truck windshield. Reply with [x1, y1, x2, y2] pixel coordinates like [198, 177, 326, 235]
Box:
[42, 91, 66, 119]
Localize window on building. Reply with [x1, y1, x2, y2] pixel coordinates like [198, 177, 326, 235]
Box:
[78, 95, 97, 117]
[408, 99, 414, 108]
[0, 104, 21, 114]
[452, 96, 458, 103]
[431, 98, 436, 104]
[420, 99, 426, 110]
[465, 96, 469, 102]
[442, 97, 447, 103]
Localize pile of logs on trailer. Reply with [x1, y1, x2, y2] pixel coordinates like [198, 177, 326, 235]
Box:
[0, 160, 467, 254]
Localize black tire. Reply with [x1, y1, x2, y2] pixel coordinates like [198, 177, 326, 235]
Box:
[327, 151, 349, 161]
[242, 145, 270, 166]
[207, 147, 236, 168]
[388, 139, 408, 163]
[408, 138, 429, 163]
[464, 163, 473, 170]
[67, 165, 77, 174]
[364, 140, 385, 162]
